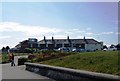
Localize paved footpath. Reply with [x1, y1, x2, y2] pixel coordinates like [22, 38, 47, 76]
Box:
[2, 56, 55, 80]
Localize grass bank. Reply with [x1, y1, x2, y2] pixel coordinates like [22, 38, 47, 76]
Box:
[41, 51, 120, 75]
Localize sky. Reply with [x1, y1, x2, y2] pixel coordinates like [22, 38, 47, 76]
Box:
[0, 1, 119, 49]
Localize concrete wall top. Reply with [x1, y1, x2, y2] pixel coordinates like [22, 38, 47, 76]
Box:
[25, 62, 119, 81]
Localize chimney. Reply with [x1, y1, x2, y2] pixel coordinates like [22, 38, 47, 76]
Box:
[67, 36, 70, 40]
[44, 36, 47, 48]
[83, 36, 88, 44]
[44, 36, 46, 41]
[52, 36, 54, 41]
[52, 36, 54, 44]
[84, 36, 85, 40]
[52, 36, 56, 48]
[67, 36, 71, 46]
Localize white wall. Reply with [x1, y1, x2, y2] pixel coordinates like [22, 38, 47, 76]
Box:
[85, 43, 103, 51]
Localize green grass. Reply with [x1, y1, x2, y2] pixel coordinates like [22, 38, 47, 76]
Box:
[13, 53, 29, 56]
[41, 51, 120, 75]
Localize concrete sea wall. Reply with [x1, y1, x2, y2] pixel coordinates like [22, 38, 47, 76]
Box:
[25, 62, 119, 81]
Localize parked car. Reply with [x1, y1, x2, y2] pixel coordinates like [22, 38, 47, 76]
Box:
[72, 48, 77, 52]
[72, 48, 85, 52]
[103, 46, 117, 51]
[58, 47, 69, 52]
[103, 48, 108, 51]
[108, 46, 117, 51]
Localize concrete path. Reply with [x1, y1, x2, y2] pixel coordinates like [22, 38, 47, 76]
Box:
[2, 56, 55, 80]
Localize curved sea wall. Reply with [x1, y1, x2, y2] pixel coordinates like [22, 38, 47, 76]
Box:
[25, 62, 119, 81]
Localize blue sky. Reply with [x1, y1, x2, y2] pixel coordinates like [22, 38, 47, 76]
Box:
[0, 2, 118, 48]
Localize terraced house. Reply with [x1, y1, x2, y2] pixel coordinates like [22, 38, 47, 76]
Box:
[12, 36, 103, 52]
[38, 36, 103, 51]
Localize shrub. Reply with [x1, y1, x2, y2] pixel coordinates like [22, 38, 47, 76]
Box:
[2, 53, 10, 63]
[36, 50, 42, 54]
[31, 56, 43, 62]
[28, 54, 36, 60]
[41, 50, 56, 54]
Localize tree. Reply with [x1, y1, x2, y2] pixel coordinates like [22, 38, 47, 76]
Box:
[6, 46, 10, 53]
[2, 47, 5, 53]
[116, 44, 120, 50]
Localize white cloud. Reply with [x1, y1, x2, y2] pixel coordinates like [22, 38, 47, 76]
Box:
[51, 35, 67, 39]
[76, 36, 96, 39]
[72, 28, 79, 31]
[0, 35, 11, 39]
[65, 31, 74, 35]
[0, 22, 62, 36]
[77, 30, 85, 33]
[72, 28, 85, 33]
[96, 32, 114, 35]
[0, 22, 64, 48]
[86, 32, 93, 35]
[102, 32, 114, 35]
[85, 36, 95, 39]
[61, 28, 86, 36]
[76, 36, 84, 39]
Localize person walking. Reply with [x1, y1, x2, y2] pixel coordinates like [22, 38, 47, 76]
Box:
[8, 53, 12, 62]
[11, 53, 15, 66]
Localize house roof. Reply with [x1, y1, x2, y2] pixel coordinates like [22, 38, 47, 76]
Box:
[38, 39, 100, 44]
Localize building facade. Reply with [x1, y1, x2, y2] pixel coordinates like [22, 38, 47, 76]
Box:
[12, 36, 103, 52]
[38, 36, 103, 51]
[13, 38, 38, 52]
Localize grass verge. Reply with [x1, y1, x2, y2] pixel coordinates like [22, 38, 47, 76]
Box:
[40, 51, 120, 75]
